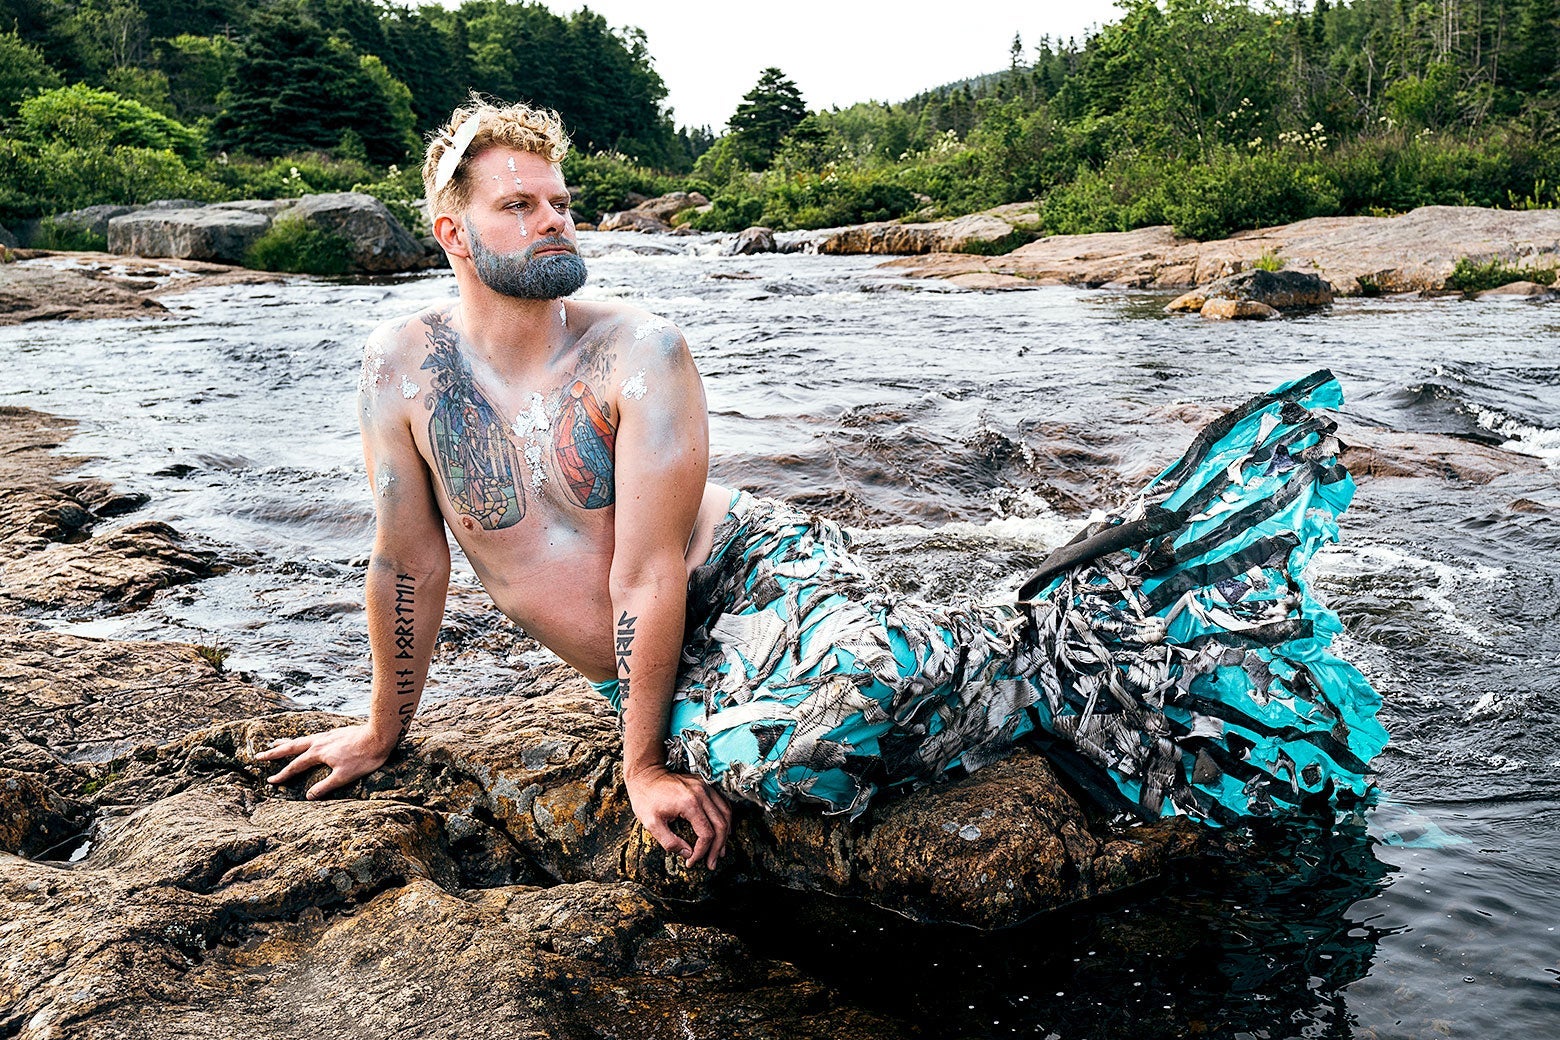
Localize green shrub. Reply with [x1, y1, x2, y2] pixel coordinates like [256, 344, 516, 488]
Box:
[1038, 154, 1174, 235]
[353, 163, 426, 236]
[1446, 256, 1557, 292]
[687, 193, 765, 231]
[244, 216, 354, 275]
[1254, 249, 1284, 271]
[0, 138, 221, 222]
[757, 173, 918, 230]
[564, 151, 683, 223]
[15, 85, 203, 161]
[209, 153, 376, 200]
[1162, 150, 1340, 240]
[956, 230, 1040, 255]
[33, 218, 108, 252]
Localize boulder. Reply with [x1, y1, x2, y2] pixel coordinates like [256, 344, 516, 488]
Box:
[816, 212, 1025, 256]
[43, 204, 141, 242]
[1199, 297, 1280, 320]
[208, 198, 298, 217]
[0, 224, 19, 249]
[0, 264, 168, 323]
[1168, 269, 1333, 313]
[1475, 279, 1557, 300]
[108, 206, 271, 265]
[284, 192, 425, 273]
[598, 191, 711, 233]
[729, 226, 776, 255]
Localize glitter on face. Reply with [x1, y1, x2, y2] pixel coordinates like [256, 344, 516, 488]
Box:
[621, 369, 648, 400]
[507, 156, 517, 172]
[633, 316, 673, 340]
[400, 375, 419, 399]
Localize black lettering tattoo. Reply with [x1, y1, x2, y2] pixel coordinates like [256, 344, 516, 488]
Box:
[394, 573, 416, 659]
[616, 610, 636, 702]
[420, 311, 526, 529]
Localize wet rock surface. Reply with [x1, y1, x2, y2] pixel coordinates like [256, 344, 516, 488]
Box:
[0, 254, 282, 325]
[598, 191, 712, 233]
[884, 204, 1560, 294]
[1167, 268, 1334, 314]
[0, 404, 1197, 1038]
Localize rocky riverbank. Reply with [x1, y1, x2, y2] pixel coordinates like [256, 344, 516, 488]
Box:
[0, 405, 1214, 1038]
[0, 253, 283, 325]
[877, 205, 1560, 294]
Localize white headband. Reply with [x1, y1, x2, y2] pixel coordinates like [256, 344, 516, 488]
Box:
[432, 113, 483, 193]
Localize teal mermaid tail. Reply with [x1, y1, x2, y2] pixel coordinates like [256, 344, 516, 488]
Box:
[1017, 369, 1388, 823]
[648, 370, 1386, 826]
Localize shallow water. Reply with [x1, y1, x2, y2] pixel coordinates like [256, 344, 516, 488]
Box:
[3, 233, 1557, 1037]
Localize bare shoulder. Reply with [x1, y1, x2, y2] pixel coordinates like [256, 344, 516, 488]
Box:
[358, 301, 453, 427]
[569, 300, 693, 374]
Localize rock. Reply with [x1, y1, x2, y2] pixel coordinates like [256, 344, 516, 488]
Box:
[140, 198, 208, 211]
[1475, 279, 1557, 299]
[1337, 422, 1544, 485]
[574, 221, 597, 232]
[42, 204, 142, 242]
[0, 264, 167, 323]
[107, 206, 271, 265]
[1199, 298, 1281, 320]
[284, 192, 426, 273]
[0, 224, 19, 249]
[816, 212, 1026, 256]
[729, 226, 776, 255]
[208, 198, 298, 217]
[1180, 269, 1333, 311]
[885, 205, 1560, 294]
[0, 519, 215, 612]
[598, 191, 712, 233]
[596, 208, 674, 233]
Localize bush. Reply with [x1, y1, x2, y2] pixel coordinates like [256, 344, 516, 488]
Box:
[564, 152, 683, 224]
[353, 163, 427, 236]
[0, 138, 221, 222]
[1446, 256, 1558, 292]
[207, 153, 376, 200]
[32, 218, 108, 252]
[1161, 150, 1340, 240]
[687, 193, 765, 232]
[757, 172, 919, 230]
[1038, 154, 1175, 235]
[244, 215, 354, 275]
[15, 85, 203, 162]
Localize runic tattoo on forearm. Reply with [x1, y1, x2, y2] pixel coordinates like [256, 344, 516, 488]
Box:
[393, 573, 416, 738]
[616, 610, 636, 703]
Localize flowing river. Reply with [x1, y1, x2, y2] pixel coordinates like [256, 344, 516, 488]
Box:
[3, 233, 1557, 1038]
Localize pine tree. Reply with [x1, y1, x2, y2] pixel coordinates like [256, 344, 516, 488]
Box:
[727, 66, 807, 168]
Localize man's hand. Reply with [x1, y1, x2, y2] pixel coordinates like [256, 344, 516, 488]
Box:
[254, 723, 396, 800]
[625, 765, 732, 869]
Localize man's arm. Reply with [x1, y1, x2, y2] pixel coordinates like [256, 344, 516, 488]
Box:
[610, 320, 731, 869]
[256, 323, 451, 797]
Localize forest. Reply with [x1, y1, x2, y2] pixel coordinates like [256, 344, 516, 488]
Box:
[2, 0, 1557, 244]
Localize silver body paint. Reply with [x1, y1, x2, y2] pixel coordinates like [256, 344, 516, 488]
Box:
[621, 369, 648, 400]
[633, 316, 673, 341]
[400, 375, 419, 399]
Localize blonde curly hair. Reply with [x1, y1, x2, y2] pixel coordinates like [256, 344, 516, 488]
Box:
[422, 96, 571, 217]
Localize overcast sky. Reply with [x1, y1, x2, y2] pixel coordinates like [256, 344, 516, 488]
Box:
[523, 1, 1126, 131]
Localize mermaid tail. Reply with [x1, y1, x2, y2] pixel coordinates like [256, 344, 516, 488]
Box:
[653, 370, 1386, 826]
[1017, 369, 1388, 823]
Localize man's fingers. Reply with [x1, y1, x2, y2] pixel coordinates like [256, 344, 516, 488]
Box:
[254, 737, 305, 761]
[681, 799, 717, 868]
[646, 820, 692, 861]
[697, 791, 729, 867]
[266, 751, 321, 785]
[306, 767, 354, 800]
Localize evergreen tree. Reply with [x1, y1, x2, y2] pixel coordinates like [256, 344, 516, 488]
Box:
[1509, 0, 1559, 93]
[214, 2, 413, 164]
[727, 66, 807, 168]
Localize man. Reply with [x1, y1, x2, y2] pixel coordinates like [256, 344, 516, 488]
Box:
[258, 100, 1386, 861]
[256, 99, 737, 869]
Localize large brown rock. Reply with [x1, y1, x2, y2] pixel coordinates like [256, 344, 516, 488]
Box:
[598, 191, 712, 233]
[0, 264, 168, 323]
[885, 205, 1560, 294]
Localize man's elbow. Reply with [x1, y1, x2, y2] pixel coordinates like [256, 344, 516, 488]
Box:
[609, 559, 687, 604]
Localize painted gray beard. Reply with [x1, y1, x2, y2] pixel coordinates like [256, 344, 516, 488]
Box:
[466, 223, 588, 300]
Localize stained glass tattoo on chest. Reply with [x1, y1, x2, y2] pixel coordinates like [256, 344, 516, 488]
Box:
[419, 311, 526, 529]
[554, 379, 616, 508]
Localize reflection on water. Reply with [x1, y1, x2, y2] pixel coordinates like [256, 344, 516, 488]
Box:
[2, 232, 1558, 1035]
